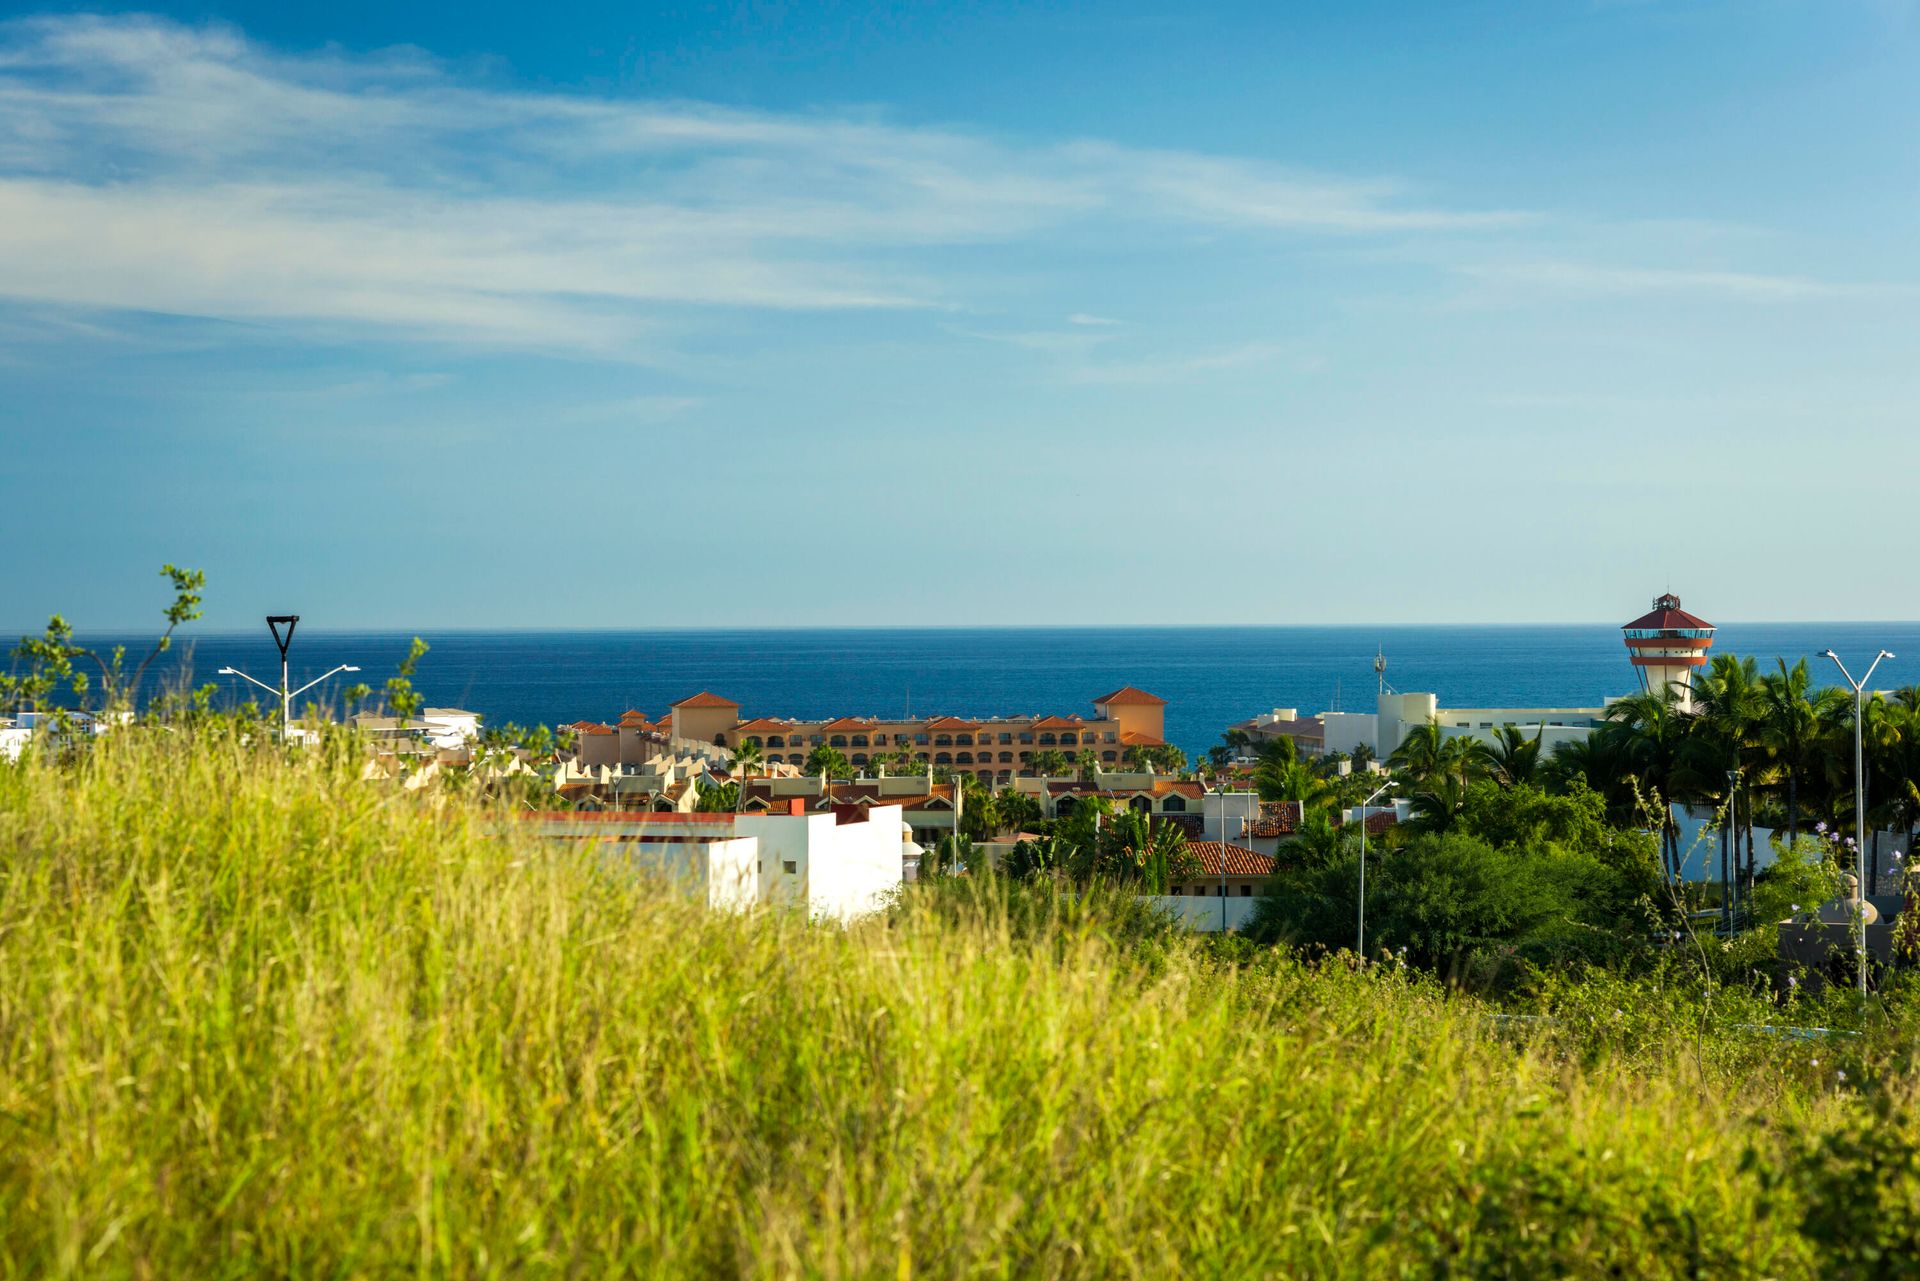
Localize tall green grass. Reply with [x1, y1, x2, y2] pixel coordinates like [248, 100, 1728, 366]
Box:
[0, 731, 1909, 1277]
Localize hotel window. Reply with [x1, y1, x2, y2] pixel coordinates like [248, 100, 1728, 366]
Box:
[999, 732, 1012, 745]
[999, 752, 1012, 763]
[1019, 733, 1033, 744]
[768, 736, 784, 747]
[1105, 732, 1116, 743]
[934, 735, 952, 746]
[956, 752, 973, 764]
[1162, 797, 1186, 813]
[915, 733, 930, 745]
[830, 735, 847, 747]
[782, 860, 797, 875]
[1038, 733, 1056, 745]
[1060, 733, 1076, 745]
[1102, 752, 1116, 762]
[852, 735, 868, 747]
[1240, 886, 1253, 897]
[956, 733, 972, 745]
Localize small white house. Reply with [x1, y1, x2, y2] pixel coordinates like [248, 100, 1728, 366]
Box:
[520, 800, 906, 921]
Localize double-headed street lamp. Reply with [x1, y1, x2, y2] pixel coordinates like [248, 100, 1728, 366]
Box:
[1356, 780, 1396, 961]
[1819, 646, 1893, 997]
[218, 615, 360, 743]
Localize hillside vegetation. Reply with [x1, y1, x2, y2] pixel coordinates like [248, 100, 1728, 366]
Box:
[2, 731, 1918, 1277]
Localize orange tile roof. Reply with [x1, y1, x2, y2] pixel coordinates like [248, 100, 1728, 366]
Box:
[1184, 842, 1274, 877]
[1249, 800, 1304, 838]
[1094, 686, 1167, 706]
[617, 709, 650, 725]
[672, 691, 740, 709]
[923, 715, 983, 730]
[734, 717, 790, 734]
[1029, 715, 1084, 730]
[578, 723, 615, 736]
[1119, 730, 1166, 747]
[820, 716, 880, 732]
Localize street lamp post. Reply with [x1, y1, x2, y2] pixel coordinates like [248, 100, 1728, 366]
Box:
[1820, 647, 1893, 997]
[218, 614, 360, 743]
[1356, 780, 1396, 961]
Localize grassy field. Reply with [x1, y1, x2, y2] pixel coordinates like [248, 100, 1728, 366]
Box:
[1, 732, 1916, 1277]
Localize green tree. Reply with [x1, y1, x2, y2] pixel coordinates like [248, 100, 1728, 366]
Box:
[385, 637, 430, 723]
[1028, 748, 1071, 776]
[804, 745, 852, 780]
[1486, 724, 1544, 790]
[731, 737, 764, 814]
[994, 787, 1044, 834]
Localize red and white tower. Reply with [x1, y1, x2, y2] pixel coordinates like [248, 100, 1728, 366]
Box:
[1621, 593, 1716, 710]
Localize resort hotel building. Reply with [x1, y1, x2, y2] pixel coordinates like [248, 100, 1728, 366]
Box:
[573, 685, 1175, 788]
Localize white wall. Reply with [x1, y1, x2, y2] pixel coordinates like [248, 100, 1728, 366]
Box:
[1320, 712, 1377, 758]
[1201, 791, 1260, 842]
[1139, 895, 1262, 932]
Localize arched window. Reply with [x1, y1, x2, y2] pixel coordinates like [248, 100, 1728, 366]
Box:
[1060, 732, 1077, 745]
[852, 754, 868, 766]
[768, 735, 784, 747]
[852, 734, 869, 747]
[713, 733, 728, 747]
[935, 752, 952, 765]
[1038, 733, 1056, 745]
[1129, 796, 1152, 814]
[957, 734, 973, 746]
[934, 735, 953, 746]
[956, 752, 973, 764]
[830, 735, 847, 747]
[1161, 797, 1186, 813]
[1055, 796, 1077, 817]
[999, 752, 1013, 763]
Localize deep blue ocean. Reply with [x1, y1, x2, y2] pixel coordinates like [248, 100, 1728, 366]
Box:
[46, 623, 1920, 755]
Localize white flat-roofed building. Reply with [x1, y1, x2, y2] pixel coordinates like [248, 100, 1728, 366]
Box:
[520, 800, 904, 921]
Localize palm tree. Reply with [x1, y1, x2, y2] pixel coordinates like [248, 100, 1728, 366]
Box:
[1254, 757, 1336, 816]
[1074, 748, 1100, 781]
[1757, 659, 1819, 847]
[1603, 689, 1688, 881]
[804, 744, 852, 785]
[1686, 653, 1763, 917]
[1028, 748, 1071, 777]
[1099, 808, 1193, 894]
[1486, 724, 1544, 790]
[1387, 719, 1448, 787]
[731, 737, 764, 815]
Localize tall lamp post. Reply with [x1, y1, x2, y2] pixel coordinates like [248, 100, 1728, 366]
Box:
[218, 614, 360, 742]
[1356, 780, 1396, 961]
[1820, 647, 1893, 997]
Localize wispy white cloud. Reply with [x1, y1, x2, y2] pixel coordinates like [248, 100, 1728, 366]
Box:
[1458, 259, 1900, 301]
[0, 13, 1523, 355]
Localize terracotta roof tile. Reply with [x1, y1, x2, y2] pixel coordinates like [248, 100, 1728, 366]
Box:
[672, 691, 741, 709]
[1094, 686, 1167, 706]
[1184, 842, 1274, 877]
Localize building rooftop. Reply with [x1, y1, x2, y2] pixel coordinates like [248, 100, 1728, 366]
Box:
[1184, 842, 1274, 877]
[672, 691, 741, 709]
[1094, 685, 1168, 706]
[1622, 593, 1714, 632]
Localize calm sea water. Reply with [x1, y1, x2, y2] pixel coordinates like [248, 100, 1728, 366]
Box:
[49, 623, 1920, 755]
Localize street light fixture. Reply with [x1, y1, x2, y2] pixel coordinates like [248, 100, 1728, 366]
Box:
[1356, 780, 1396, 961]
[217, 614, 360, 742]
[1819, 647, 1893, 997]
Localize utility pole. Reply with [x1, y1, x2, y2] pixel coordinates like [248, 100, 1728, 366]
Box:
[218, 615, 360, 744]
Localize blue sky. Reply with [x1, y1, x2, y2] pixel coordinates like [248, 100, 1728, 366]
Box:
[3, 1, 1917, 629]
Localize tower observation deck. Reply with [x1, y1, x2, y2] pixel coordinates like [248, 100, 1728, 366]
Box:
[1621, 593, 1715, 709]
